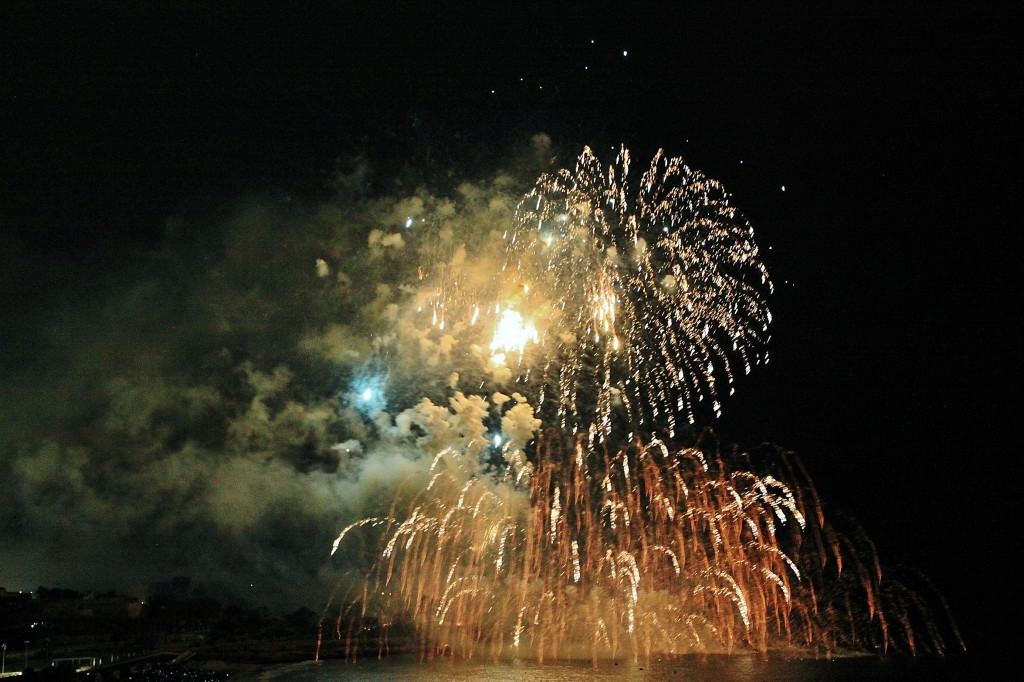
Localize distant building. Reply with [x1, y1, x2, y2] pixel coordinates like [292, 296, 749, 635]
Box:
[38, 592, 142, 621]
[0, 586, 33, 606]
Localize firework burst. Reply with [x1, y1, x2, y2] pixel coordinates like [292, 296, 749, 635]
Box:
[499, 146, 771, 439]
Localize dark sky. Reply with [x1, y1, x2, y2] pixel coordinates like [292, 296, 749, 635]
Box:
[2, 1, 1018, 661]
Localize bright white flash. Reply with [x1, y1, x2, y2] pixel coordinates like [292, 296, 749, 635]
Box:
[491, 309, 539, 359]
[362, 388, 373, 401]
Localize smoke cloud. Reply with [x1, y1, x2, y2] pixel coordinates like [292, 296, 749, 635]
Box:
[0, 134, 558, 611]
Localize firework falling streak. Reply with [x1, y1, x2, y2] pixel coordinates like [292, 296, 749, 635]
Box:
[505, 146, 772, 438]
[324, 436, 954, 662]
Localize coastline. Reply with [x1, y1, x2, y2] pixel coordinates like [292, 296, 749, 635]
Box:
[186, 636, 412, 678]
[189, 639, 317, 673]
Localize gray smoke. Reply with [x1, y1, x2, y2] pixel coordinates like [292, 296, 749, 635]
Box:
[0, 134, 557, 612]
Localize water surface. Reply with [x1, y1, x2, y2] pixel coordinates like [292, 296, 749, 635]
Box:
[253, 654, 980, 682]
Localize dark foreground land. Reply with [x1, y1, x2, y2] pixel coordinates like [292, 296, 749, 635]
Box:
[1, 584, 339, 682]
[14, 638, 345, 682]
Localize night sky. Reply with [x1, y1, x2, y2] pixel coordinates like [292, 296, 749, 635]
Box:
[2, 2, 1018, 662]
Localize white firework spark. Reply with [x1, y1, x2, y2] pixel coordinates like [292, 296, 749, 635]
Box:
[503, 145, 772, 438]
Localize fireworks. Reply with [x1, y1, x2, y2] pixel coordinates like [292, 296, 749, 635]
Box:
[503, 146, 772, 437]
[324, 433, 959, 662]
[321, 146, 959, 663]
[408, 146, 771, 438]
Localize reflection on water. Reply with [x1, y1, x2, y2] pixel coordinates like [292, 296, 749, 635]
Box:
[254, 655, 976, 682]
